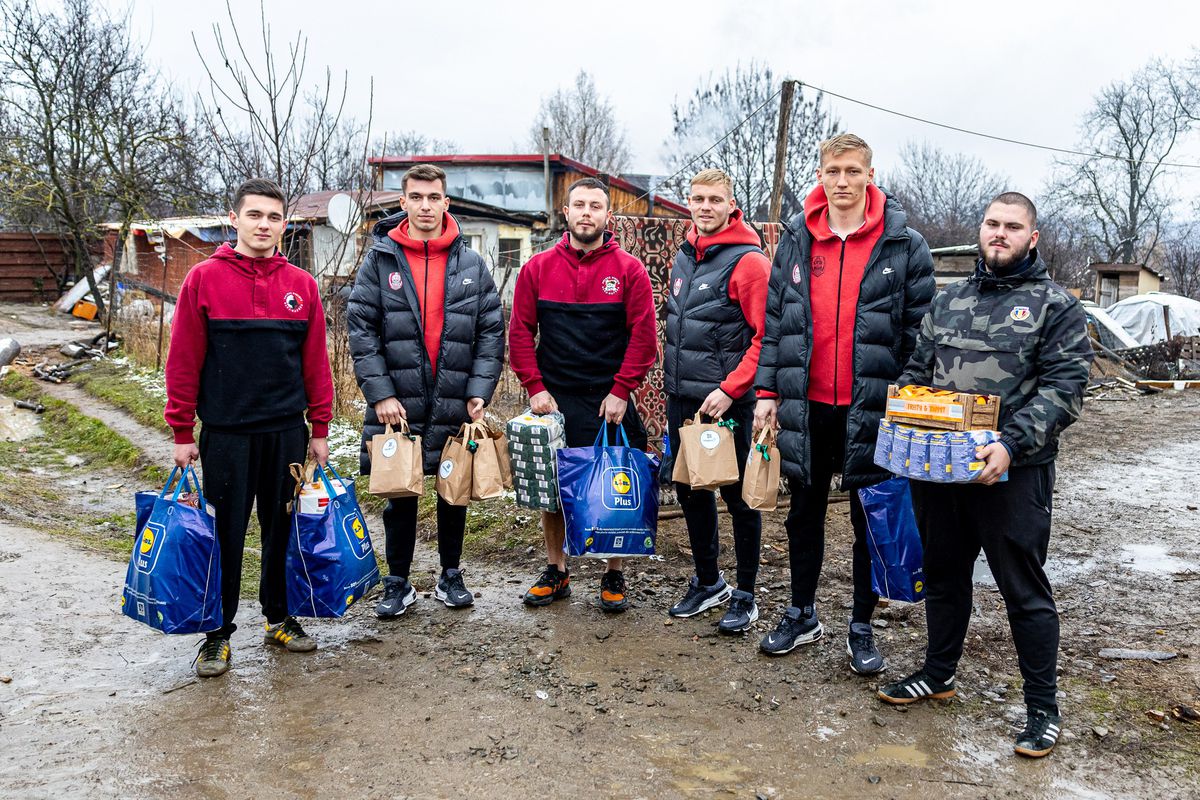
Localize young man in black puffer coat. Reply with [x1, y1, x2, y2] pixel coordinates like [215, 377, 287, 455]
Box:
[348, 164, 504, 617]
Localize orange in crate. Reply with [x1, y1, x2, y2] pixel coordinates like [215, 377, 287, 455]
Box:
[885, 384, 1000, 431]
[71, 301, 99, 320]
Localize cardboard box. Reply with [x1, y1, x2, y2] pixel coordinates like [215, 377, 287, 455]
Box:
[885, 384, 999, 431]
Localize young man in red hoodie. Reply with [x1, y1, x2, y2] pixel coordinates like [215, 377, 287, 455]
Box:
[348, 164, 504, 619]
[663, 169, 770, 633]
[510, 177, 657, 612]
[166, 178, 334, 678]
[754, 135, 935, 673]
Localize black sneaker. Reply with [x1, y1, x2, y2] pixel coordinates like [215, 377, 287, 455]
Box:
[847, 621, 885, 675]
[759, 605, 822, 654]
[599, 570, 629, 613]
[376, 575, 417, 618]
[435, 568, 475, 608]
[194, 636, 231, 678]
[523, 565, 571, 606]
[668, 575, 732, 618]
[717, 589, 759, 634]
[264, 616, 317, 653]
[877, 669, 956, 705]
[1014, 707, 1063, 758]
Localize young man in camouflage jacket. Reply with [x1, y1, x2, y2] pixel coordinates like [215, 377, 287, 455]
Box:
[877, 192, 1092, 759]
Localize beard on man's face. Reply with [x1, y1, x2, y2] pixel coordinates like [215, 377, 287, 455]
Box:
[983, 240, 1031, 273]
[569, 221, 604, 245]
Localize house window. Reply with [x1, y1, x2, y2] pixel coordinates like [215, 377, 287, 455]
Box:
[1099, 275, 1119, 307]
[461, 232, 484, 254]
[498, 237, 523, 271]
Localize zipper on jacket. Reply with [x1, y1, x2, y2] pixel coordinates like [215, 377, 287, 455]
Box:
[833, 238, 846, 406]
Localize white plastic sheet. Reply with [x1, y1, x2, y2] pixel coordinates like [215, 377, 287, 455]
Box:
[1106, 292, 1200, 345]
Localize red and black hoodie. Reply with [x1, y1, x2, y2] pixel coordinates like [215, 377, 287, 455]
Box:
[165, 243, 333, 444]
[509, 231, 657, 399]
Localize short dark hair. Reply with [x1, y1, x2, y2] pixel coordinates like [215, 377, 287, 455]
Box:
[233, 178, 285, 212]
[987, 191, 1038, 227]
[402, 164, 447, 193]
[566, 176, 610, 207]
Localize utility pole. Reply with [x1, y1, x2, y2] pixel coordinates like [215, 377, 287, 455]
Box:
[768, 79, 796, 225]
[542, 126, 553, 229]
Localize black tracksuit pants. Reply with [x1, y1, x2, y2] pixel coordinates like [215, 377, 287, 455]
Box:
[910, 463, 1059, 712]
[199, 425, 308, 638]
[382, 495, 467, 579]
[786, 402, 877, 623]
[667, 395, 761, 591]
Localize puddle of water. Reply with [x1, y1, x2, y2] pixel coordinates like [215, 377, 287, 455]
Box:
[0, 393, 43, 442]
[1119, 543, 1195, 574]
[851, 743, 931, 768]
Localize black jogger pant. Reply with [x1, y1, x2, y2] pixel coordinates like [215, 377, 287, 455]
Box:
[199, 425, 308, 638]
[911, 462, 1059, 712]
[785, 402, 877, 623]
[667, 395, 761, 591]
[382, 494, 467, 579]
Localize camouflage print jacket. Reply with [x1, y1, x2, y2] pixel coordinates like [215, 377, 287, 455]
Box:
[898, 251, 1092, 466]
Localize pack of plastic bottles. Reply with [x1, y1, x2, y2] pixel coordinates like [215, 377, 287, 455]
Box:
[874, 419, 1004, 483]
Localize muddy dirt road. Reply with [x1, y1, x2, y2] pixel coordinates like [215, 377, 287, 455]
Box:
[0, 320, 1198, 798]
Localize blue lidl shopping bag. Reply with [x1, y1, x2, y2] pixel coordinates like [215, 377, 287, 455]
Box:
[859, 477, 925, 603]
[287, 464, 380, 618]
[557, 425, 660, 559]
[121, 466, 222, 634]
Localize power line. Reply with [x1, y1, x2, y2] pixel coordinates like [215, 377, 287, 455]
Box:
[796, 79, 1200, 170]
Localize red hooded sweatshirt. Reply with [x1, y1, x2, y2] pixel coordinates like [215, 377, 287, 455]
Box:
[164, 243, 333, 444]
[805, 182, 886, 406]
[388, 212, 460, 372]
[684, 208, 771, 398]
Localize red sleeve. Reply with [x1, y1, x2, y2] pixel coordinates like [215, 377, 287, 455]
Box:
[720, 252, 770, 399]
[302, 284, 334, 438]
[163, 272, 208, 444]
[508, 257, 545, 395]
[611, 259, 657, 400]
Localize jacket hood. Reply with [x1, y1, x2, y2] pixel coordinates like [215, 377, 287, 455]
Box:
[371, 211, 462, 250]
[209, 241, 290, 277]
[972, 249, 1048, 290]
[686, 207, 761, 260]
[804, 183, 888, 242]
[788, 184, 910, 244]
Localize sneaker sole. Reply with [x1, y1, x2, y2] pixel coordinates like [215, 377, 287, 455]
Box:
[196, 663, 230, 678]
[523, 586, 571, 607]
[877, 687, 956, 705]
[668, 585, 733, 618]
[376, 588, 418, 618]
[264, 636, 317, 653]
[760, 622, 823, 655]
[718, 605, 760, 634]
[1014, 743, 1055, 758]
[846, 639, 887, 675]
[434, 586, 475, 608]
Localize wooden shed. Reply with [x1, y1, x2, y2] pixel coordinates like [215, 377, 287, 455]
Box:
[1093, 262, 1164, 308]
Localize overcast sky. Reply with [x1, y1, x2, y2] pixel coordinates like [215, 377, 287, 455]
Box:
[116, 0, 1200, 204]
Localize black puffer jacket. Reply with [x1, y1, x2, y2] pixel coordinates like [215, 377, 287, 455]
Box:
[755, 197, 935, 489]
[347, 213, 505, 474]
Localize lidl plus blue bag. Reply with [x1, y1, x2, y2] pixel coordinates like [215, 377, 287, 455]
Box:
[287, 464, 380, 618]
[122, 466, 222, 634]
[557, 425, 660, 559]
[859, 477, 925, 603]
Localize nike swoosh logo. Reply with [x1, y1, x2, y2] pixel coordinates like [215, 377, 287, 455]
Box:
[861, 657, 879, 665]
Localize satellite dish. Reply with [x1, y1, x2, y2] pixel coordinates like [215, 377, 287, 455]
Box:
[326, 193, 362, 235]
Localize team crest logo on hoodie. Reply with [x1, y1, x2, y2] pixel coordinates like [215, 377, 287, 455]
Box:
[672, 277, 682, 296]
[602, 276, 620, 295]
[388, 272, 403, 291]
[810, 255, 826, 277]
[283, 292, 303, 313]
[1010, 306, 1031, 322]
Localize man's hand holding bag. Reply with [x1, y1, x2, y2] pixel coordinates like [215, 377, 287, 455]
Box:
[673, 412, 740, 490]
[368, 420, 424, 498]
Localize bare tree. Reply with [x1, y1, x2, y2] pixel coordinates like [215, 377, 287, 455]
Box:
[883, 141, 1007, 248]
[193, 0, 350, 209]
[1036, 204, 1095, 295]
[529, 71, 631, 174]
[1049, 60, 1190, 264]
[662, 63, 838, 221]
[372, 129, 459, 158]
[1159, 220, 1200, 299]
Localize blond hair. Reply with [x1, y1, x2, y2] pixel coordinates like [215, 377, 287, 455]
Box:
[819, 133, 873, 167]
[690, 168, 733, 195]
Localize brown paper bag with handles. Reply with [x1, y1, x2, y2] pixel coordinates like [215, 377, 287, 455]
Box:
[436, 423, 475, 506]
[474, 418, 512, 491]
[742, 426, 781, 510]
[673, 412, 740, 490]
[469, 421, 507, 501]
[367, 420, 424, 498]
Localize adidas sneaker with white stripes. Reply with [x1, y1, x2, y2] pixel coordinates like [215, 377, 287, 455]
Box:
[1014, 708, 1063, 758]
[876, 670, 956, 705]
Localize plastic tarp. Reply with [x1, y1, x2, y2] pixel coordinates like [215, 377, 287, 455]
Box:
[1081, 302, 1140, 349]
[1106, 292, 1200, 345]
